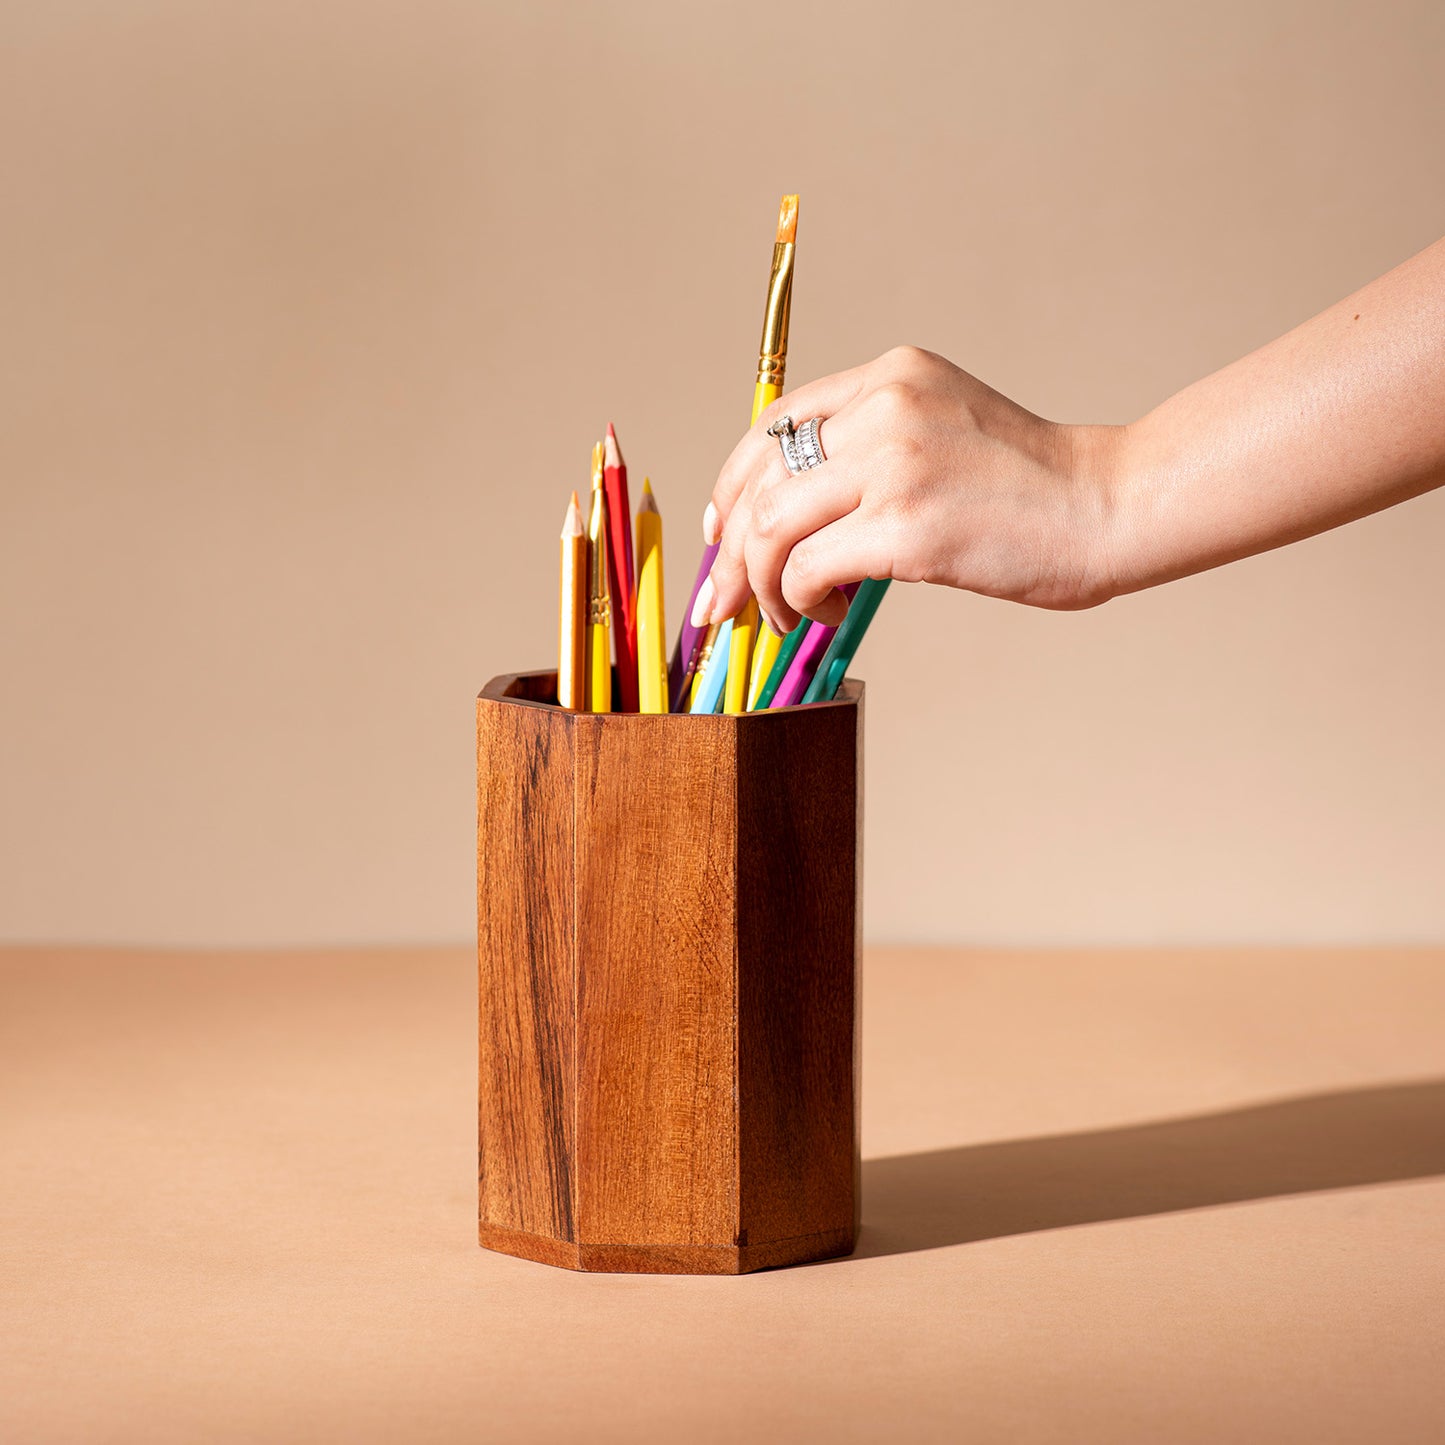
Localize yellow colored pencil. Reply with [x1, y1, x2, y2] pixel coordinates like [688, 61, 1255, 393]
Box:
[745, 626, 779, 709]
[557, 490, 586, 709]
[725, 195, 797, 713]
[585, 441, 612, 713]
[725, 604, 758, 713]
[635, 479, 666, 713]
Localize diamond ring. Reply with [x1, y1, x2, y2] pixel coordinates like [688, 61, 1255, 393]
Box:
[767, 415, 826, 475]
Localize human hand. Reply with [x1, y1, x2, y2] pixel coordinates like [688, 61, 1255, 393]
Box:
[693, 346, 1126, 633]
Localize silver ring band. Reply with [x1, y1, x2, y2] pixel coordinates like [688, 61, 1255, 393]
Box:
[793, 417, 826, 470]
[767, 414, 827, 475]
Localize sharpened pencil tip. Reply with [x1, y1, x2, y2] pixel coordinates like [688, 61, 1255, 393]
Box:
[776, 194, 798, 244]
[563, 490, 584, 535]
[637, 477, 657, 512]
[604, 424, 623, 470]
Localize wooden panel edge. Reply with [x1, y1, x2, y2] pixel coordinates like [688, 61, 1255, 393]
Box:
[478, 1221, 583, 1271]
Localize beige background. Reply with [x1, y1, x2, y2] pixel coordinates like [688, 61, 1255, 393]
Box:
[3, 0, 1444, 947]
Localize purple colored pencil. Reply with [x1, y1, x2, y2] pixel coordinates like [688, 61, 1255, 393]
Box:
[768, 582, 861, 708]
[668, 542, 719, 711]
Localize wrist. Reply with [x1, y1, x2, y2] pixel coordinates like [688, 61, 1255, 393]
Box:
[1060, 421, 1136, 607]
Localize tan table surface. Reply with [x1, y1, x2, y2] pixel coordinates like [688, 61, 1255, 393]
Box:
[3, 945, 1444, 1444]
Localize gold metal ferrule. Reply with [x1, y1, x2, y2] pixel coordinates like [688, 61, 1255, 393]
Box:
[587, 481, 611, 614]
[694, 621, 719, 672]
[755, 241, 795, 389]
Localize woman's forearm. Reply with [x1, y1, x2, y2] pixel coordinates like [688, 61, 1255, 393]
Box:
[1109, 237, 1445, 595]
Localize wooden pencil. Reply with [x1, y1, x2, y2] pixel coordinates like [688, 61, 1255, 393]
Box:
[800, 578, 890, 704]
[557, 490, 587, 709]
[769, 583, 861, 708]
[604, 422, 639, 711]
[585, 442, 613, 713]
[635, 479, 667, 713]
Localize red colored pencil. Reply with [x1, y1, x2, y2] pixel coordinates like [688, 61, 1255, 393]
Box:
[603, 422, 639, 711]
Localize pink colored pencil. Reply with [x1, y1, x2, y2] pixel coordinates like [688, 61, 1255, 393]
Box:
[768, 583, 861, 708]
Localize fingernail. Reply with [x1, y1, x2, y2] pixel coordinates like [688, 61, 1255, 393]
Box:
[690, 577, 715, 629]
[760, 610, 782, 637]
[702, 502, 720, 546]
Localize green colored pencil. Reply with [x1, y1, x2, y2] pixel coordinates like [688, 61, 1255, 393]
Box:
[800, 579, 891, 703]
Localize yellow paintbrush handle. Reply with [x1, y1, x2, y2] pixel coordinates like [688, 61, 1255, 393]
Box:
[724, 380, 785, 713]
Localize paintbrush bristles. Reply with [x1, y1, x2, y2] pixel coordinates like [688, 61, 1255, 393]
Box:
[776, 194, 798, 245]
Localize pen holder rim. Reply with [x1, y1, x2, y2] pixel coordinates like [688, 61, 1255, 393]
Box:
[479, 667, 863, 715]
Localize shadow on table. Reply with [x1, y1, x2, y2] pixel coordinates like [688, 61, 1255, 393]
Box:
[854, 1078, 1445, 1259]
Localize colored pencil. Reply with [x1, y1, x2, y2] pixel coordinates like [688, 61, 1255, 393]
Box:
[670, 546, 715, 711]
[604, 422, 639, 711]
[689, 617, 734, 714]
[750, 617, 809, 710]
[635, 478, 667, 713]
[557, 490, 587, 709]
[800, 579, 891, 704]
[724, 597, 757, 714]
[745, 621, 783, 709]
[769, 582, 861, 708]
[585, 442, 613, 713]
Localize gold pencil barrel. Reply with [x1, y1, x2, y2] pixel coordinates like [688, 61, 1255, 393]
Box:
[557, 491, 587, 709]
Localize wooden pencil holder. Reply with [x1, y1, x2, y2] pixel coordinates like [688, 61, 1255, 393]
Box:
[476, 669, 862, 1275]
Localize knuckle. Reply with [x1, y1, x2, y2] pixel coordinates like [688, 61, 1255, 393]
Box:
[713, 519, 746, 570]
[785, 544, 819, 591]
[881, 343, 931, 373]
[712, 467, 740, 509]
[750, 488, 786, 542]
[870, 379, 917, 423]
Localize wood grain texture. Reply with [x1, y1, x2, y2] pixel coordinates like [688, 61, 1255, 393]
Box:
[477, 670, 862, 1273]
[476, 679, 576, 1242]
[736, 688, 862, 1248]
[574, 713, 739, 1247]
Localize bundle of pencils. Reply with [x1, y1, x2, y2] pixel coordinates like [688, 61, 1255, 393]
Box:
[554, 194, 888, 715]
[557, 430, 667, 714]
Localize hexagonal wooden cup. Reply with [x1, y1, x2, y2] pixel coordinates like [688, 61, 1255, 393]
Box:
[476, 669, 862, 1274]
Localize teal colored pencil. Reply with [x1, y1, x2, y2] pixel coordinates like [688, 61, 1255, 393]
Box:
[689, 617, 734, 714]
[750, 619, 810, 710]
[800, 580, 891, 704]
